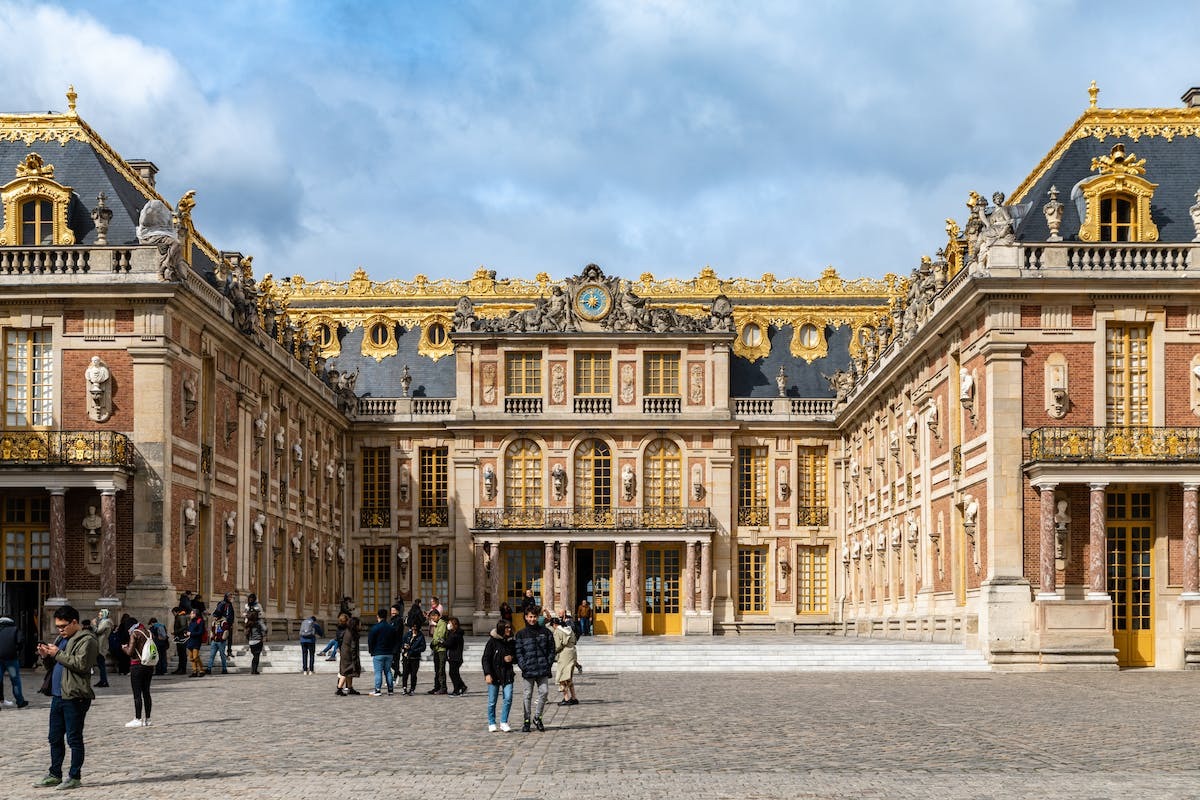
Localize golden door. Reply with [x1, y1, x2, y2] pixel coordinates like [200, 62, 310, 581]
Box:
[642, 545, 682, 635]
[1107, 491, 1154, 667]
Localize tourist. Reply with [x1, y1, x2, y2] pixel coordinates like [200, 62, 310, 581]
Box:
[243, 593, 264, 624]
[185, 608, 205, 677]
[446, 616, 467, 696]
[171, 607, 189, 675]
[147, 617, 170, 676]
[113, 613, 132, 675]
[299, 615, 323, 675]
[405, 596, 425, 631]
[213, 592, 236, 658]
[33, 605, 98, 790]
[430, 596, 446, 617]
[91, 610, 111, 687]
[514, 607, 554, 732]
[498, 601, 513, 628]
[121, 618, 155, 727]
[245, 610, 267, 675]
[575, 599, 593, 637]
[207, 613, 229, 674]
[367, 609, 397, 696]
[335, 614, 362, 696]
[427, 608, 448, 694]
[0, 613, 28, 708]
[398, 621, 425, 695]
[482, 619, 516, 732]
[338, 596, 355, 617]
[520, 588, 537, 615]
[388, 605, 404, 681]
[552, 612, 580, 706]
[177, 590, 194, 613]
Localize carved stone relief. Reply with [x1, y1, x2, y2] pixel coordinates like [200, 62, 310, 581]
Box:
[551, 362, 566, 404]
[619, 363, 635, 405]
[481, 362, 497, 405]
[688, 363, 704, 405]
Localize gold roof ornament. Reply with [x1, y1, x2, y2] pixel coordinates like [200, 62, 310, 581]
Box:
[1090, 143, 1147, 177]
[66, 85, 77, 116]
[1088, 80, 1099, 110]
[15, 152, 54, 178]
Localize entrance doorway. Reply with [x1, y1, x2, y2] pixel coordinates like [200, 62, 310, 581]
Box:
[1107, 490, 1154, 667]
[573, 546, 612, 634]
[0, 581, 40, 666]
[504, 546, 543, 633]
[643, 545, 682, 635]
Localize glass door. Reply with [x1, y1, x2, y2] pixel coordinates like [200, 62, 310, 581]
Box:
[643, 545, 682, 635]
[1107, 490, 1154, 667]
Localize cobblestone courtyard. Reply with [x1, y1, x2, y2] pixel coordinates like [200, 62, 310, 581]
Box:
[2, 668, 1199, 799]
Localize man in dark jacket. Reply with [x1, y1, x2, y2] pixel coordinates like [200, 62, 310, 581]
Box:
[367, 609, 397, 696]
[213, 592, 236, 657]
[33, 605, 99, 790]
[0, 614, 28, 708]
[171, 607, 189, 674]
[513, 607, 555, 732]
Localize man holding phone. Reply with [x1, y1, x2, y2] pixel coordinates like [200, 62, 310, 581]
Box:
[33, 605, 98, 791]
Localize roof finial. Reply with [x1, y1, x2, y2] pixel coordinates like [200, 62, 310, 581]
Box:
[66, 85, 77, 116]
[1088, 80, 1098, 110]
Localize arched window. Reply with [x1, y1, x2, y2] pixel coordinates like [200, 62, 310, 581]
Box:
[20, 198, 53, 245]
[504, 438, 542, 509]
[643, 438, 681, 509]
[1099, 193, 1135, 242]
[574, 439, 612, 520]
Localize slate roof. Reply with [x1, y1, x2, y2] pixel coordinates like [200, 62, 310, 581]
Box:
[731, 323, 852, 398]
[332, 325, 457, 398]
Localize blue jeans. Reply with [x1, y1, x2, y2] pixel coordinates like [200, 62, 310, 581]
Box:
[94, 651, 108, 684]
[372, 654, 393, 692]
[318, 638, 338, 657]
[48, 696, 91, 780]
[300, 641, 316, 672]
[1, 658, 25, 704]
[487, 681, 513, 725]
[207, 643, 228, 672]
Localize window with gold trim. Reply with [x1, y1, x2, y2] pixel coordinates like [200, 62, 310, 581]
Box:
[574, 352, 611, 395]
[796, 544, 829, 613]
[574, 439, 612, 516]
[5, 329, 53, 429]
[360, 447, 391, 520]
[360, 545, 391, 617]
[504, 438, 542, 508]
[418, 446, 448, 527]
[505, 352, 542, 396]
[643, 438, 681, 508]
[737, 446, 769, 525]
[20, 199, 53, 245]
[1099, 193, 1136, 242]
[418, 544, 449, 608]
[1105, 325, 1149, 426]
[797, 446, 828, 526]
[3, 497, 50, 589]
[737, 546, 768, 613]
[0, 153, 75, 247]
[643, 352, 679, 396]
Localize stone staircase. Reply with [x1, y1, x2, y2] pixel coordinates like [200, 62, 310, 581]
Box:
[191, 636, 989, 674]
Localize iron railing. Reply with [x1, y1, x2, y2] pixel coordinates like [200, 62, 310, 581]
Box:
[418, 504, 450, 527]
[737, 505, 770, 525]
[359, 507, 392, 528]
[474, 505, 714, 531]
[0, 430, 134, 469]
[1029, 426, 1200, 462]
[797, 506, 830, 526]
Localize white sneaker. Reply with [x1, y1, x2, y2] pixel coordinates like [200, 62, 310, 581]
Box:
[0, 700, 14, 707]
[488, 723, 497, 732]
[143, 719, 151, 727]
[124, 719, 143, 728]
[499, 722, 512, 732]
[368, 690, 381, 696]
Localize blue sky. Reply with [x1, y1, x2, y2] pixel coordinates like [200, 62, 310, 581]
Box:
[1, 1, 1197, 282]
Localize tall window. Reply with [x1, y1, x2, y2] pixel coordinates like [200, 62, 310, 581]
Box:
[3, 497, 50, 590]
[737, 546, 768, 613]
[360, 447, 391, 527]
[797, 447, 828, 526]
[1099, 194, 1135, 242]
[419, 545, 449, 607]
[360, 545, 391, 616]
[5, 330, 53, 428]
[419, 446, 448, 527]
[574, 439, 612, 523]
[737, 446, 769, 525]
[20, 199, 53, 245]
[1106, 325, 1149, 426]
[574, 352, 611, 395]
[504, 438, 542, 508]
[643, 352, 680, 396]
[505, 546, 543, 611]
[505, 352, 542, 396]
[643, 438, 681, 508]
[796, 545, 829, 613]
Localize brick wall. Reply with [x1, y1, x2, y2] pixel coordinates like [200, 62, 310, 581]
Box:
[1023, 343, 1093, 427]
[61, 349, 132, 429]
[1164, 344, 1198, 426]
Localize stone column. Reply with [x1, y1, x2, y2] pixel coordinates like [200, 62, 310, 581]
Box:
[700, 539, 712, 612]
[558, 541, 571, 614]
[629, 541, 641, 614]
[613, 541, 626, 613]
[47, 488, 67, 603]
[1036, 482, 1059, 600]
[542, 541, 555, 610]
[473, 541, 487, 613]
[684, 541, 697, 612]
[489, 542, 501, 612]
[1184, 484, 1200, 599]
[99, 489, 119, 602]
[1087, 483, 1109, 600]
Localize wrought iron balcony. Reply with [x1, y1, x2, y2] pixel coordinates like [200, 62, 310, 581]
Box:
[1029, 426, 1200, 462]
[737, 505, 770, 526]
[473, 505, 714, 531]
[418, 504, 450, 527]
[0, 430, 134, 469]
[359, 507, 392, 529]
[797, 506, 830, 526]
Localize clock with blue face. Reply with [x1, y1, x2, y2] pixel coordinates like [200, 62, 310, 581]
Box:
[574, 284, 612, 322]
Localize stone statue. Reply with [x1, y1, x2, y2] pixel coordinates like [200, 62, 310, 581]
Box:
[890, 523, 902, 551]
[326, 461, 335, 481]
[777, 465, 790, 501]
[91, 192, 112, 245]
[543, 286, 574, 331]
[1190, 189, 1200, 243]
[551, 463, 568, 501]
[224, 510, 237, 542]
[182, 372, 198, 426]
[850, 537, 861, 560]
[253, 512, 266, 545]
[708, 294, 733, 332]
[82, 505, 101, 542]
[483, 463, 496, 500]
[136, 199, 184, 281]
[925, 398, 939, 438]
[824, 369, 854, 403]
[183, 499, 197, 535]
[326, 542, 335, 563]
[310, 452, 320, 473]
[975, 191, 1017, 266]
[453, 296, 477, 332]
[309, 536, 319, 560]
[904, 410, 918, 444]
[959, 367, 975, 402]
[337, 463, 346, 486]
[292, 442, 303, 465]
[254, 411, 268, 442]
[621, 464, 637, 502]
[85, 356, 112, 422]
[776, 366, 787, 398]
[963, 495, 980, 529]
[1044, 185, 1065, 242]
[290, 530, 302, 555]
[1053, 498, 1069, 531]
[906, 513, 919, 544]
[273, 428, 285, 455]
[337, 545, 346, 564]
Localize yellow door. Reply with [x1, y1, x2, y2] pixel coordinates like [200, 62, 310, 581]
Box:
[1107, 490, 1154, 667]
[574, 546, 613, 634]
[504, 546, 543, 634]
[643, 545, 682, 635]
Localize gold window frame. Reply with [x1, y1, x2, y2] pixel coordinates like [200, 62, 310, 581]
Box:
[1078, 144, 1158, 243]
[0, 154, 75, 246]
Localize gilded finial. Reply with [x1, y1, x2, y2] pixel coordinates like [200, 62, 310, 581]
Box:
[66, 85, 77, 116]
[1088, 80, 1098, 110]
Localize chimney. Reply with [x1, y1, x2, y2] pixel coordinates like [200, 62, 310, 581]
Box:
[1182, 87, 1200, 108]
[126, 159, 159, 189]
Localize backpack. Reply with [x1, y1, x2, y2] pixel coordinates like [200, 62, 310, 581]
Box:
[200, 619, 210, 645]
[210, 619, 226, 642]
[139, 631, 160, 666]
[299, 618, 315, 638]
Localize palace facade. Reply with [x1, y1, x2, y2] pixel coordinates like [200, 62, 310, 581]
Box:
[3, 85, 1200, 668]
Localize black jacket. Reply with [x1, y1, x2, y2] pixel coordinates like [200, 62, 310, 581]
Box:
[368, 620, 398, 656]
[404, 602, 425, 631]
[445, 627, 464, 663]
[514, 622, 555, 679]
[0, 617, 22, 661]
[401, 628, 426, 658]
[481, 630, 516, 685]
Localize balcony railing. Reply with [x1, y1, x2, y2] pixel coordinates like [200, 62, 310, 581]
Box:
[737, 505, 770, 526]
[0, 246, 142, 275]
[0, 430, 135, 469]
[1022, 244, 1192, 272]
[359, 507, 392, 528]
[573, 397, 612, 415]
[414, 398, 452, 415]
[797, 506, 830, 526]
[474, 505, 714, 531]
[504, 397, 543, 415]
[643, 397, 681, 414]
[418, 504, 450, 527]
[1029, 426, 1200, 462]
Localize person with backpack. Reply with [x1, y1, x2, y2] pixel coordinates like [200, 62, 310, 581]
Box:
[367, 609, 397, 696]
[0, 614, 28, 708]
[206, 615, 230, 675]
[213, 593, 236, 658]
[299, 615, 323, 675]
[398, 621, 425, 695]
[147, 618, 170, 676]
[427, 609, 448, 695]
[185, 608, 206, 677]
[120, 618, 157, 728]
[245, 610, 267, 675]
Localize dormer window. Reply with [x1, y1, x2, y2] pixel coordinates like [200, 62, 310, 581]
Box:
[0, 153, 76, 247]
[1099, 193, 1134, 242]
[1077, 144, 1158, 243]
[20, 198, 53, 245]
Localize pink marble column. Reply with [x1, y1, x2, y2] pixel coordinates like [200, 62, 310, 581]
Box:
[1183, 484, 1199, 598]
[100, 489, 118, 600]
[613, 542, 626, 613]
[699, 540, 712, 612]
[1037, 482, 1058, 599]
[1088, 483, 1109, 599]
[558, 541, 571, 615]
[473, 542, 487, 613]
[684, 541, 697, 612]
[629, 541, 642, 614]
[489, 542, 501, 612]
[48, 488, 66, 601]
[542, 541, 555, 610]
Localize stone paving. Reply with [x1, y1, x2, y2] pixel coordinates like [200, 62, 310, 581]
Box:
[2, 664, 1199, 799]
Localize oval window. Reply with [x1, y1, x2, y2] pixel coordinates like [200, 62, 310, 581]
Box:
[370, 323, 389, 346]
[798, 324, 820, 348]
[427, 322, 446, 346]
[316, 324, 333, 347]
[741, 323, 762, 347]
